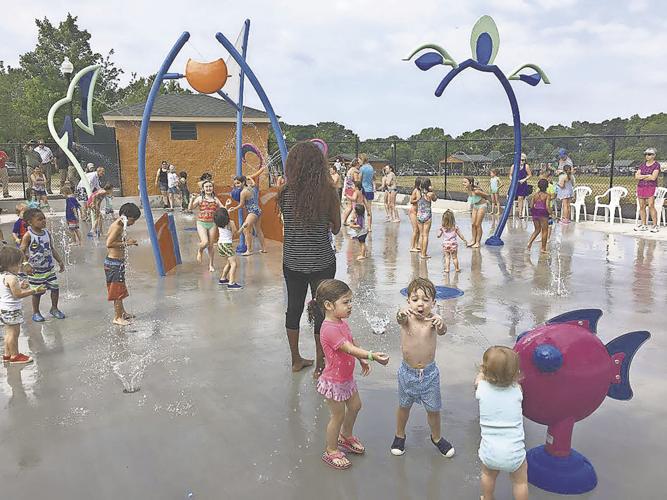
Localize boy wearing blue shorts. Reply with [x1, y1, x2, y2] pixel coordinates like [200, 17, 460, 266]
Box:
[391, 277, 454, 458]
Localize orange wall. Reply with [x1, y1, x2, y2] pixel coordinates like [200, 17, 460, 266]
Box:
[114, 121, 269, 195]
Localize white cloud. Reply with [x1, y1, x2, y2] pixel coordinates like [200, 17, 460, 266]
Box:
[0, 0, 665, 139]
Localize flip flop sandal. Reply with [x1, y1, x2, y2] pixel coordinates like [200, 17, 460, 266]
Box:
[322, 450, 351, 470]
[338, 435, 365, 454]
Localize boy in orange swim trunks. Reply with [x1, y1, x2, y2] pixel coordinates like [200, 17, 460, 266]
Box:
[105, 203, 140, 325]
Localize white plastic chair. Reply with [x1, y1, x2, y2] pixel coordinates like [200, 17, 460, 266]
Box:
[593, 187, 627, 224]
[635, 187, 667, 226]
[571, 186, 591, 222]
[513, 197, 529, 219]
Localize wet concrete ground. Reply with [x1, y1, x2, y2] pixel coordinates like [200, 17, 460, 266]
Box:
[0, 206, 665, 500]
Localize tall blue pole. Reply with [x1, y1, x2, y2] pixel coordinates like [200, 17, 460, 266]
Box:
[235, 20, 251, 254]
[138, 32, 190, 276]
[215, 32, 288, 172]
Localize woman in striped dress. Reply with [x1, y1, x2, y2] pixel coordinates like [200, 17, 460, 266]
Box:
[278, 142, 341, 376]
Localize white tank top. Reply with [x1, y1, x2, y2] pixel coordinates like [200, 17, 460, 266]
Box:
[218, 225, 233, 244]
[0, 273, 22, 311]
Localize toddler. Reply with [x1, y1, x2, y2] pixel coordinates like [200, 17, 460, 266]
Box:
[20, 208, 65, 322]
[416, 177, 437, 259]
[1, 246, 46, 364]
[489, 169, 502, 215]
[348, 204, 368, 260]
[437, 210, 467, 273]
[214, 205, 242, 290]
[179, 171, 191, 212]
[475, 346, 528, 500]
[12, 203, 28, 246]
[391, 277, 454, 458]
[24, 188, 39, 209]
[63, 186, 82, 245]
[307, 279, 389, 470]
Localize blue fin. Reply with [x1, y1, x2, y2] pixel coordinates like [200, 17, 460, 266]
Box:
[519, 73, 541, 86]
[415, 52, 444, 71]
[606, 331, 650, 400]
[546, 309, 602, 333]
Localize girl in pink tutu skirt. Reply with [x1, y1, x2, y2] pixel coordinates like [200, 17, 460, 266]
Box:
[437, 210, 467, 273]
[307, 279, 389, 470]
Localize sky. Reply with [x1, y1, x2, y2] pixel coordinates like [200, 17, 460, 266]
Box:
[1, 0, 666, 139]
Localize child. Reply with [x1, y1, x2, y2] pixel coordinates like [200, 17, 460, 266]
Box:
[179, 171, 191, 212]
[464, 176, 488, 248]
[408, 177, 422, 253]
[167, 165, 179, 210]
[475, 346, 528, 500]
[437, 210, 467, 273]
[30, 165, 48, 208]
[527, 179, 552, 253]
[20, 208, 65, 322]
[391, 277, 454, 458]
[348, 204, 368, 261]
[214, 204, 242, 290]
[87, 183, 113, 237]
[1, 246, 46, 364]
[24, 188, 39, 209]
[191, 180, 223, 272]
[12, 203, 28, 246]
[489, 169, 502, 215]
[416, 177, 437, 259]
[557, 165, 575, 224]
[105, 203, 141, 325]
[307, 279, 389, 470]
[63, 186, 82, 245]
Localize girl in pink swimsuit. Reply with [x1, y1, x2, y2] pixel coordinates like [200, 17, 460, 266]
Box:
[527, 179, 552, 253]
[437, 210, 468, 273]
[307, 279, 389, 470]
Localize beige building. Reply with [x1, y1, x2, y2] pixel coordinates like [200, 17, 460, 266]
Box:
[103, 94, 270, 195]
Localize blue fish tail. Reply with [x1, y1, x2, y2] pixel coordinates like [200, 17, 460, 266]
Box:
[546, 309, 603, 333]
[606, 331, 651, 400]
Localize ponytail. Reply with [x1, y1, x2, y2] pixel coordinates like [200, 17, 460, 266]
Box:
[306, 279, 352, 324]
[307, 299, 324, 325]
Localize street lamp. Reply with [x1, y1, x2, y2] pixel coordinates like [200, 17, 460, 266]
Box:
[60, 57, 76, 143]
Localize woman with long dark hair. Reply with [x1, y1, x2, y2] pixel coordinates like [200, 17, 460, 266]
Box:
[278, 142, 341, 376]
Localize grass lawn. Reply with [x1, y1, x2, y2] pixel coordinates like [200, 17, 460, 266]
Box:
[396, 175, 642, 205]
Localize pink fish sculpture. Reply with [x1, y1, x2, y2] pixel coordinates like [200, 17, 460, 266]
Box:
[514, 309, 650, 494]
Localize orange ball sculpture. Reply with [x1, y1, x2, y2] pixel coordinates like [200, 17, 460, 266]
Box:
[185, 58, 229, 94]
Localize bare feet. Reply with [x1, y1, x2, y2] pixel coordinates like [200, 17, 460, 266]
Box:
[471, 244, 480, 248]
[420, 255, 431, 259]
[313, 365, 324, 379]
[112, 317, 131, 326]
[196, 248, 203, 263]
[292, 358, 314, 372]
[409, 248, 420, 253]
[209, 266, 215, 273]
[466, 242, 474, 248]
[444, 269, 450, 273]
[455, 268, 461, 272]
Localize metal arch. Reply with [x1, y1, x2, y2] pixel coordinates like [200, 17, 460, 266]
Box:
[434, 58, 522, 246]
[215, 32, 288, 173]
[137, 31, 191, 277]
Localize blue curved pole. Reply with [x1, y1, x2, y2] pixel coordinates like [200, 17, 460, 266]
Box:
[235, 20, 251, 254]
[435, 59, 521, 246]
[215, 32, 288, 172]
[138, 31, 190, 276]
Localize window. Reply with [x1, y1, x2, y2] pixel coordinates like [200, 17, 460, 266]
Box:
[170, 122, 197, 140]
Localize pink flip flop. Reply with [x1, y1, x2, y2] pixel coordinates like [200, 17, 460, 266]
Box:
[338, 434, 365, 454]
[322, 450, 351, 470]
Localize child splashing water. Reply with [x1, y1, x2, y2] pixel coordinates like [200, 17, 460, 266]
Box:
[475, 346, 528, 500]
[527, 179, 552, 253]
[191, 180, 223, 272]
[228, 168, 267, 256]
[213, 205, 242, 290]
[437, 210, 467, 273]
[307, 279, 389, 470]
[1, 246, 46, 364]
[416, 177, 437, 259]
[391, 277, 454, 458]
[464, 177, 488, 248]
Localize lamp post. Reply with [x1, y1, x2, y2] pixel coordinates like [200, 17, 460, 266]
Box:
[60, 57, 76, 144]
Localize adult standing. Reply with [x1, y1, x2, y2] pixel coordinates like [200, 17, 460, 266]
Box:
[34, 140, 55, 194]
[634, 147, 661, 232]
[23, 141, 41, 180]
[329, 163, 342, 201]
[278, 141, 341, 376]
[155, 161, 170, 208]
[359, 153, 375, 230]
[384, 164, 399, 222]
[54, 146, 69, 193]
[341, 159, 360, 225]
[508, 152, 531, 218]
[0, 148, 10, 197]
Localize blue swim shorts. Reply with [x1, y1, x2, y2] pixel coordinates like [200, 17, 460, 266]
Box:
[398, 361, 441, 412]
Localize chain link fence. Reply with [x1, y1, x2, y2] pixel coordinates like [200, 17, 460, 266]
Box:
[0, 135, 122, 202]
[272, 134, 667, 218]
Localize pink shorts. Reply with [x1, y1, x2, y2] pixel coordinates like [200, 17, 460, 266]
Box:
[442, 241, 458, 254]
[316, 378, 357, 402]
[637, 185, 656, 199]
